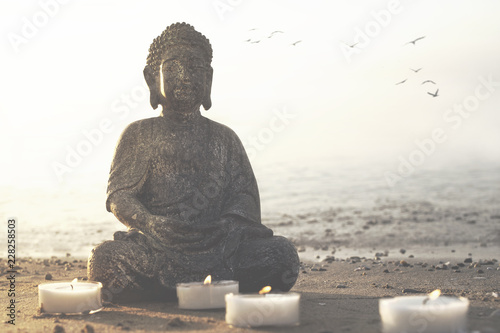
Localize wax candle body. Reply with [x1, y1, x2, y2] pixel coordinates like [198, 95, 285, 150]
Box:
[176, 280, 238, 309]
[225, 292, 300, 327]
[379, 296, 469, 333]
[38, 281, 102, 314]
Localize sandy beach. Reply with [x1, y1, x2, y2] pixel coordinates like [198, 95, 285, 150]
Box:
[3, 251, 499, 333]
[2, 165, 500, 332]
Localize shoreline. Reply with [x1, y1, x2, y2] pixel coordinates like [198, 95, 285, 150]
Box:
[2, 254, 499, 333]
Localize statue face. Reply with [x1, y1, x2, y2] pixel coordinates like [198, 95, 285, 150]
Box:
[159, 45, 210, 113]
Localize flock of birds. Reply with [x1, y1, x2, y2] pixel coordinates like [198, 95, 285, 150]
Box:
[393, 36, 439, 98]
[244, 29, 438, 98]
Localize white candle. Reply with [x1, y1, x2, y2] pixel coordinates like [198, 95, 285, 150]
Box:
[225, 292, 300, 327]
[379, 292, 469, 333]
[38, 280, 103, 314]
[176, 279, 239, 310]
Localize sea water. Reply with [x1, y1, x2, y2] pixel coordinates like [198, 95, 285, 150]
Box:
[1, 159, 499, 259]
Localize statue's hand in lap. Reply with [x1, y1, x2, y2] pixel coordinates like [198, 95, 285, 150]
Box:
[147, 215, 230, 248]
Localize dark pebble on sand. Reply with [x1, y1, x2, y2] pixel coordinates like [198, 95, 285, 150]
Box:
[464, 258, 473, 263]
[399, 260, 410, 267]
[81, 324, 95, 333]
[477, 269, 484, 274]
[400, 249, 406, 254]
[336, 284, 348, 288]
[383, 269, 389, 273]
[45, 273, 53, 280]
[168, 317, 184, 327]
[54, 325, 65, 333]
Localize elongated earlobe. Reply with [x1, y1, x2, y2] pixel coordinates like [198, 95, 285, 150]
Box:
[144, 65, 160, 110]
[202, 67, 213, 111]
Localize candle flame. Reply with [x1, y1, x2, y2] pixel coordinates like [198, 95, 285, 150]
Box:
[204, 275, 212, 285]
[423, 289, 441, 305]
[429, 289, 441, 300]
[259, 286, 272, 295]
[71, 278, 78, 283]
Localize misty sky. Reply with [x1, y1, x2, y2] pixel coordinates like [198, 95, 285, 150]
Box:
[1, 0, 500, 189]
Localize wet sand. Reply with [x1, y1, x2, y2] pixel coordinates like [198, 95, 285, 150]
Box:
[2, 253, 499, 333]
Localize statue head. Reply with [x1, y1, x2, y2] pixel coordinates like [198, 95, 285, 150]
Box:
[144, 22, 213, 113]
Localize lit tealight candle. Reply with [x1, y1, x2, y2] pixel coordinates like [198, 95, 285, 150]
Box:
[379, 290, 469, 333]
[176, 275, 239, 310]
[225, 286, 300, 327]
[38, 279, 103, 314]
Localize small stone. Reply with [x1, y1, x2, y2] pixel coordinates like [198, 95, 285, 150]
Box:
[408, 255, 414, 258]
[66, 253, 71, 257]
[464, 258, 473, 263]
[383, 269, 389, 273]
[81, 324, 95, 333]
[319, 268, 327, 271]
[168, 317, 184, 327]
[45, 273, 53, 280]
[400, 249, 406, 254]
[336, 284, 348, 288]
[54, 325, 65, 333]
[399, 260, 410, 267]
[477, 269, 484, 274]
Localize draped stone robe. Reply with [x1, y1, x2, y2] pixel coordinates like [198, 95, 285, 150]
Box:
[101, 111, 271, 289]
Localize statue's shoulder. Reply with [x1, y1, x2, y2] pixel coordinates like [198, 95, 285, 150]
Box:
[119, 116, 162, 141]
[205, 117, 240, 139]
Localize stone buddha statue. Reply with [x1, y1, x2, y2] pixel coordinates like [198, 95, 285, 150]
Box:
[87, 22, 299, 302]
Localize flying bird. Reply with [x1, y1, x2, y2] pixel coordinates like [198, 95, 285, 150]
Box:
[427, 89, 439, 97]
[251, 40, 261, 44]
[341, 41, 358, 48]
[395, 79, 407, 85]
[410, 68, 422, 73]
[244, 39, 252, 42]
[268, 31, 284, 38]
[405, 36, 425, 45]
[291, 40, 302, 46]
[421, 80, 436, 85]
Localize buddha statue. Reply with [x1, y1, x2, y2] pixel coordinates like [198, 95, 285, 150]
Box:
[87, 22, 299, 302]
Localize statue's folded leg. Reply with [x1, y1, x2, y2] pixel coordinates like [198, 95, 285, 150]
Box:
[232, 236, 300, 293]
[87, 231, 173, 303]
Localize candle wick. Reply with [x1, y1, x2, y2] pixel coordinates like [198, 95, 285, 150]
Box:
[71, 284, 74, 290]
[423, 297, 429, 305]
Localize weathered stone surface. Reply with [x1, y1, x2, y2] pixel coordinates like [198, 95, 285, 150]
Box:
[87, 22, 299, 302]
